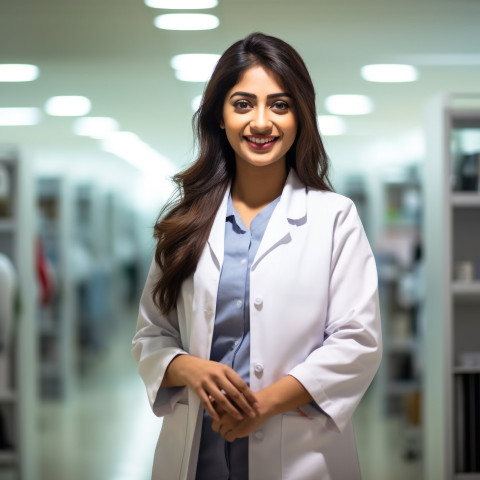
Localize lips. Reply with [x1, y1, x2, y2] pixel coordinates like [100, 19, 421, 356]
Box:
[244, 135, 278, 150]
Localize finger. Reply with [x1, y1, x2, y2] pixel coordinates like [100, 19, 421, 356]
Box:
[231, 376, 259, 409]
[221, 375, 258, 418]
[225, 370, 259, 408]
[206, 384, 244, 420]
[197, 391, 220, 421]
[220, 424, 233, 438]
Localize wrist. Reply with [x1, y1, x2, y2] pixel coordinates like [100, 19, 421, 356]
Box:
[163, 353, 190, 387]
[256, 388, 281, 419]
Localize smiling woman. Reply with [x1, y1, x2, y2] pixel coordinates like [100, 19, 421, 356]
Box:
[221, 66, 297, 169]
[132, 32, 382, 480]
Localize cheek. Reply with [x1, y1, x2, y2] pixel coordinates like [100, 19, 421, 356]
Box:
[284, 121, 298, 147]
[224, 127, 240, 150]
[224, 119, 244, 138]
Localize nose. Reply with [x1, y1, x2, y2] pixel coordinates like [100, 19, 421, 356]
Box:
[250, 107, 272, 133]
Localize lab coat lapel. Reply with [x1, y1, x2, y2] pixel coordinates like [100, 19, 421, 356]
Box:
[251, 169, 307, 270]
[206, 186, 230, 270]
[189, 187, 230, 359]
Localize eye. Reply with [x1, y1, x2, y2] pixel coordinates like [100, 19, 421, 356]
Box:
[271, 100, 290, 112]
[233, 99, 251, 111]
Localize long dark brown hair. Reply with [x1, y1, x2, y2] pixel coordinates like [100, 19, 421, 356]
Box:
[153, 32, 333, 314]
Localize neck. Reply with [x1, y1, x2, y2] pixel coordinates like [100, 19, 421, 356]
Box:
[231, 160, 287, 229]
[232, 160, 287, 209]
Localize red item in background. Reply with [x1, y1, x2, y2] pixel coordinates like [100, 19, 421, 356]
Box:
[35, 237, 54, 306]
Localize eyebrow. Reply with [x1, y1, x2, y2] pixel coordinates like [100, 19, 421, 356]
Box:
[229, 91, 292, 100]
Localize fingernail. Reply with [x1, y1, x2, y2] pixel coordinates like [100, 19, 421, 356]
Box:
[249, 410, 256, 418]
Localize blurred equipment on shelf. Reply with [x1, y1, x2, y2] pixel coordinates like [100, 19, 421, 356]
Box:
[0, 253, 16, 393]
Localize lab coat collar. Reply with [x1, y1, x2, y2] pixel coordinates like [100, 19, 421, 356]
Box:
[207, 169, 307, 270]
[251, 169, 307, 270]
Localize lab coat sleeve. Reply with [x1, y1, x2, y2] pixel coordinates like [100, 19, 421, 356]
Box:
[132, 258, 188, 417]
[288, 199, 382, 432]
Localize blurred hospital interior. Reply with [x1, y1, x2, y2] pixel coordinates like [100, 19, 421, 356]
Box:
[1, 0, 480, 479]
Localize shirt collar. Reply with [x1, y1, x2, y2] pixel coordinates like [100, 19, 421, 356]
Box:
[226, 193, 235, 218]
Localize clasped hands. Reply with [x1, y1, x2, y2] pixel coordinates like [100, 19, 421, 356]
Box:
[210, 393, 268, 443]
[171, 355, 270, 442]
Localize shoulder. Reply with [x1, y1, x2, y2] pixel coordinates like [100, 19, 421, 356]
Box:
[303, 188, 366, 240]
[306, 188, 357, 214]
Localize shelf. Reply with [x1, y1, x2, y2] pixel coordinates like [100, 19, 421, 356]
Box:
[452, 193, 480, 208]
[386, 338, 417, 353]
[0, 390, 17, 402]
[454, 366, 480, 374]
[387, 380, 421, 394]
[39, 321, 60, 337]
[449, 107, 480, 123]
[0, 450, 18, 465]
[0, 219, 16, 232]
[41, 364, 60, 379]
[452, 282, 480, 298]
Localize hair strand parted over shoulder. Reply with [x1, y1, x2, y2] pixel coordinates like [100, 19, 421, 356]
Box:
[152, 32, 333, 314]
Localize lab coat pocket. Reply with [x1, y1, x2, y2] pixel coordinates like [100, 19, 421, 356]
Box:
[280, 413, 329, 480]
[152, 403, 189, 480]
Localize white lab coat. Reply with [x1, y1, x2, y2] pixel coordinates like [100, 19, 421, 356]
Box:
[132, 169, 382, 480]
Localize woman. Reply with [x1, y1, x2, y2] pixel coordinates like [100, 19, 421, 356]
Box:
[132, 32, 382, 480]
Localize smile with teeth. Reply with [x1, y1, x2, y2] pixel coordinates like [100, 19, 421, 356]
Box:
[245, 136, 278, 146]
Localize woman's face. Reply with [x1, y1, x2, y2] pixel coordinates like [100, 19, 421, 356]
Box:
[221, 65, 297, 170]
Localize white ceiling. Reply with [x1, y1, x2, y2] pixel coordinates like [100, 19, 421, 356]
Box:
[1, 0, 480, 176]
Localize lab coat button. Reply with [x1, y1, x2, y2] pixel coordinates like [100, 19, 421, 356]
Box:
[254, 296, 263, 308]
[254, 363, 264, 374]
[254, 430, 264, 440]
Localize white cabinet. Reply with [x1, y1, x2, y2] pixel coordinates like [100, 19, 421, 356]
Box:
[0, 148, 37, 480]
[424, 95, 480, 480]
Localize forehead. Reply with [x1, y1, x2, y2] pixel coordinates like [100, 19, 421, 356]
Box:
[228, 65, 288, 95]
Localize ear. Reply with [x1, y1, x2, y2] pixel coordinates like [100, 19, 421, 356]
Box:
[219, 120, 225, 129]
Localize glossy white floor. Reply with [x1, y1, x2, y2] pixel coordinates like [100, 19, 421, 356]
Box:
[34, 316, 423, 480]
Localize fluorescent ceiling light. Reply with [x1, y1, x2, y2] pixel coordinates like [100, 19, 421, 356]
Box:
[0, 107, 42, 125]
[0, 64, 39, 82]
[317, 115, 347, 136]
[145, 0, 217, 8]
[174, 70, 213, 82]
[325, 95, 374, 115]
[361, 64, 418, 82]
[171, 54, 220, 82]
[191, 95, 203, 112]
[45, 96, 91, 116]
[73, 117, 119, 138]
[154, 13, 219, 30]
[101, 131, 175, 175]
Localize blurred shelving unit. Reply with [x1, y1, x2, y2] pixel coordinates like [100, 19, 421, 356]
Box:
[342, 174, 370, 236]
[424, 94, 480, 480]
[374, 165, 423, 460]
[0, 148, 38, 480]
[36, 176, 76, 398]
[73, 183, 116, 372]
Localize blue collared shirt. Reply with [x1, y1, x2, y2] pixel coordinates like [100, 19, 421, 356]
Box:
[196, 194, 281, 480]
